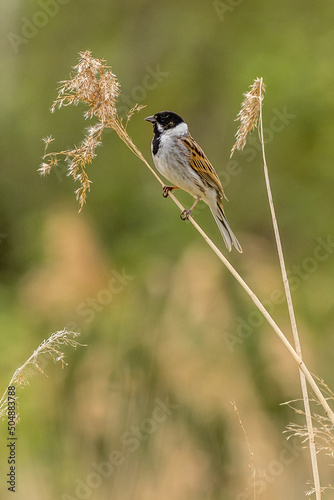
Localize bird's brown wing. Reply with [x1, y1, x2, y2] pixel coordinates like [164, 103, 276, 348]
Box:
[181, 135, 228, 200]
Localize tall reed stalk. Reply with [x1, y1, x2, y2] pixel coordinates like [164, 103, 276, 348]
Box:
[230, 77, 321, 499]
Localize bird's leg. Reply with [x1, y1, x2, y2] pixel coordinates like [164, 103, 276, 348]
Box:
[180, 197, 201, 221]
[162, 185, 179, 198]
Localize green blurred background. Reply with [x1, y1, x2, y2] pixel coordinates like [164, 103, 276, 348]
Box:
[1, 1, 334, 498]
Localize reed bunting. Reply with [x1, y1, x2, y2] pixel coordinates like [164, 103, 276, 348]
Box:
[145, 111, 242, 252]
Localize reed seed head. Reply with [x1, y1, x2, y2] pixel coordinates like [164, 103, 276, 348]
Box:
[230, 77, 265, 158]
[40, 51, 145, 211]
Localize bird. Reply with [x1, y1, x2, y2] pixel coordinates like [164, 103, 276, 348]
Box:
[145, 110, 242, 252]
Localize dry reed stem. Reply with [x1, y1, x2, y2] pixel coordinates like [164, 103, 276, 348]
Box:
[230, 77, 322, 498]
[183, 210, 334, 428]
[0, 329, 83, 422]
[247, 78, 321, 500]
[40, 52, 334, 431]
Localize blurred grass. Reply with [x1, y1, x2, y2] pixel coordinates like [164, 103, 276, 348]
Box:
[1, 0, 334, 498]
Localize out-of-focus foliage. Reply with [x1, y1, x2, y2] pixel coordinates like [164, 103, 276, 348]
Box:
[1, 1, 334, 498]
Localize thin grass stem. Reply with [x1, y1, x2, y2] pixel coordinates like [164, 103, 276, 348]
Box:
[257, 78, 321, 500]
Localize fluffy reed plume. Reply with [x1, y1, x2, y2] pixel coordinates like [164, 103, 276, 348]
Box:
[39, 50, 145, 210]
[0, 329, 82, 422]
[230, 77, 265, 157]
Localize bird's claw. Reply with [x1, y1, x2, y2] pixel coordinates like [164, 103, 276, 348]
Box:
[162, 185, 174, 198]
[180, 209, 192, 221]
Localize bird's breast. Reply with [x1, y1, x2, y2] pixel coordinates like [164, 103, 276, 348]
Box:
[151, 136, 205, 198]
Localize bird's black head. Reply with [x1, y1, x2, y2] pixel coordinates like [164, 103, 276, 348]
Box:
[145, 111, 184, 131]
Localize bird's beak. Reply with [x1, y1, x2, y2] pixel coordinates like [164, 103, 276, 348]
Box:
[145, 115, 156, 123]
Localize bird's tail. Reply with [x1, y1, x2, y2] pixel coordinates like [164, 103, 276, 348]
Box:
[210, 200, 242, 253]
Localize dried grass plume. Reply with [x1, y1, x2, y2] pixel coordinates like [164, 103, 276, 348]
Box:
[39, 50, 145, 210]
[230, 77, 265, 157]
[0, 329, 83, 422]
[284, 379, 334, 493]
